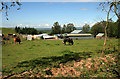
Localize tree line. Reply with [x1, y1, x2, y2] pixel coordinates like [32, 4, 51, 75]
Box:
[50, 22, 77, 34]
[51, 22, 90, 34]
[15, 19, 119, 38]
[15, 27, 40, 35]
[90, 19, 119, 37]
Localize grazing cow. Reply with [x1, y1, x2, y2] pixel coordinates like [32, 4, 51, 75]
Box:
[63, 38, 74, 45]
[2, 34, 10, 41]
[14, 37, 21, 44]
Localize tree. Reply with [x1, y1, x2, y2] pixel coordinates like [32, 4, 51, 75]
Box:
[51, 22, 61, 34]
[62, 24, 66, 34]
[82, 24, 90, 33]
[15, 26, 20, 33]
[107, 21, 118, 37]
[17, 27, 38, 35]
[99, 0, 120, 54]
[0, 0, 22, 20]
[66, 23, 76, 33]
[90, 21, 106, 36]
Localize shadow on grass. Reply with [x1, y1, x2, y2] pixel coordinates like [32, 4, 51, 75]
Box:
[15, 51, 92, 69]
[3, 46, 119, 76]
[15, 46, 118, 70]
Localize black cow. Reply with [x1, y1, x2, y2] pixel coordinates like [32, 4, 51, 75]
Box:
[63, 38, 73, 45]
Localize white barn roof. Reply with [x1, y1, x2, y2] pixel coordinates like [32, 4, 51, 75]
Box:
[71, 30, 82, 34]
[96, 33, 104, 37]
[43, 36, 55, 39]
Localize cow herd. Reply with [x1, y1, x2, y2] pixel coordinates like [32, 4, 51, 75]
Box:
[1, 34, 21, 45]
[1, 33, 74, 45]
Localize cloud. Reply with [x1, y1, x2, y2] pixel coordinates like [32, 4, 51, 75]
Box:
[25, 25, 29, 27]
[44, 24, 50, 27]
[80, 8, 88, 10]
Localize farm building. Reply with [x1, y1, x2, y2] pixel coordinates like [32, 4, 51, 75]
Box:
[33, 34, 55, 40]
[43, 35, 55, 39]
[54, 33, 67, 39]
[96, 33, 104, 39]
[70, 30, 85, 34]
[27, 35, 32, 40]
[67, 30, 94, 39]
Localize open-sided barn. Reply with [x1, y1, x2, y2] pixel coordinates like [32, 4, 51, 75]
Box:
[67, 30, 94, 39]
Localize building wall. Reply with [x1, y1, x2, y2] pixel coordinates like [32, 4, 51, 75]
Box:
[96, 36, 104, 39]
[69, 36, 94, 40]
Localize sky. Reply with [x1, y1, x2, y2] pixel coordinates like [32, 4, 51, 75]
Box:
[2, 1, 118, 28]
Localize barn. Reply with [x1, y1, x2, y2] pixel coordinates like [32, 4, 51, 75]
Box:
[96, 33, 104, 39]
[67, 30, 94, 39]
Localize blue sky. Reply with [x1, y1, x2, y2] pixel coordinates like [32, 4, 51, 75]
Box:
[2, 2, 118, 28]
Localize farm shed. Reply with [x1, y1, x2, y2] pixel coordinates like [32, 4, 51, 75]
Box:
[22, 35, 27, 39]
[33, 35, 42, 39]
[27, 35, 32, 40]
[66, 30, 94, 39]
[67, 34, 94, 39]
[54, 33, 67, 39]
[71, 30, 85, 34]
[43, 35, 55, 39]
[33, 34, 48, 39]
[96, 33, 104, 39]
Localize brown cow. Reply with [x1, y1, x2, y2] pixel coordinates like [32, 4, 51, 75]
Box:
[14, 37, 21, 44]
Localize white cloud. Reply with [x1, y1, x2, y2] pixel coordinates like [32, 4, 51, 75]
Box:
[25, 25, 29, 27]
[84, 21, 87, 24]
[18, 24, 22, 26]
[44, 24, 49, 27]
[75, 24, 83, 27]
[80, 8, 88, 10]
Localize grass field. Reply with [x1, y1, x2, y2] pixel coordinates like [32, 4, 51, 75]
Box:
[2, 38, 119, 75]
[0, 28, 16, 35]
[1, 28, 119, 77]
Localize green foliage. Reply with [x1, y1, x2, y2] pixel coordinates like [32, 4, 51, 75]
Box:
[2, 39, 118, 77]
[90, 20, 119, 37]
[82, 24, 90, 33]
[51, 22, 61, 34]
[61, 24, 66, 34]
[90, 21, 106, 36]
[15, 27, 38, 35]
[51, 22, 76, 34]
[15, 26, 20, 33]
[107, 21, 119, 37]
[66, 23, 76, 33]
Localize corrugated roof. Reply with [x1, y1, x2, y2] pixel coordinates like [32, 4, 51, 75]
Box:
[71, 30, 82, 34]
[96, 33, 104, 37]
[43, 36, 55, 39]
[67, 34, 92, 36]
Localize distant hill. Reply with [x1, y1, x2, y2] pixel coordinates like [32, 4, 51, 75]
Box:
[0, 27, 82, 35]
[75, 27, 82, 30]
[0, 28, 16, 34]
[35, 28, 51, 31]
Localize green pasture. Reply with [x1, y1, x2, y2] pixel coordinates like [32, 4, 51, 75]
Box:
[2, 38, 118, 75]
[1, 28, 119, 76]
[0, 28, 16, 35]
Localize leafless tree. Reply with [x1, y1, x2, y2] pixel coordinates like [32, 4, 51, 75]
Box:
[0, 0, 22, 20]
